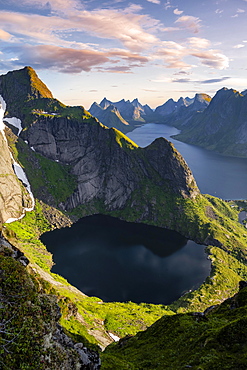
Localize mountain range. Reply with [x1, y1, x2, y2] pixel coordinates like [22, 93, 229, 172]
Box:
[90, 88, 247, 158]
[89, 97, 154, 133]
[173, 87, 247, 157]
[1, 66, 247, 369]
[89, 93, 212, 135]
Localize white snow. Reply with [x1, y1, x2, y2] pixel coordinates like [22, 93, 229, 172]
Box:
[4, 117, 23, 136]
[31, 146, 36, 151]
[108, 333, 120, 342]
[0, 97, 7, 136]
[0, 94, 35, 223]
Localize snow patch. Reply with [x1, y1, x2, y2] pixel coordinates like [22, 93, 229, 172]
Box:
[0, 94, 35, 223]
[31, 146, 36, 152]
[108, 333, 120, 342]
[4, 117, 23, 136]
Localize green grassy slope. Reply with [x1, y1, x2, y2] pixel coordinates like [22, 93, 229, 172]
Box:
[102, 283, 247, 369]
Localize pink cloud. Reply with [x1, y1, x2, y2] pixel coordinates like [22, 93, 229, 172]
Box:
[0, 29, 12, 40]
[175, 15, 201, 33]
[15, 45, 109, 73]
[191, 50, 229, 69]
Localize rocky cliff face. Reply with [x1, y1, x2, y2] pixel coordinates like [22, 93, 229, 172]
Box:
[0, 66, 200, 229]
[0, 130, 26, 223]
[24, 115, 199, 212]
[173, 88, 247, 157]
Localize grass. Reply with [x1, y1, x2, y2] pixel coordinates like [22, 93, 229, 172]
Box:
[102, 286, 247, 369]
[13, 138, 77, 206]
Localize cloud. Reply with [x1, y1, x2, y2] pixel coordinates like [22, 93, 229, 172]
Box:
[67, 9, 160, 51]
[188, 37, 211, 49]
[108, 50, 149, 63]
[215, 9, 223, 14]
[174, 9, 183, 15]
[191, 50, 229, 69]
[4, 44, 150, 73]
[0, 7, 160, 52]
[0, 4, 229, 75]
[164, 1, 172, 10]
[237, 8, 245, 13]
[96, 65, 133, 73]
[146, 0, 161, 4]
[175, 15, 201, 33]
[9, 0, 80, 12]
[171, 76, 231, 84]
[173, 70, 191, 76]
[162, 27, 180, 32]
[156, 38, 229, 71]
[0, 29, 12, 40]
[142, 88, 159, 92]
[200, 77, 230, 84]
[8, 45, 110, 73]
[172, 78, 191, 83]
[233, 44, 245, 48]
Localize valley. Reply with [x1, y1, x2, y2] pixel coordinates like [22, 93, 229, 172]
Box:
[1, 66, 247, 369]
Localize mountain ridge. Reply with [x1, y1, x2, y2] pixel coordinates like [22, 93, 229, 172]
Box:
[173, 87, 247, 157]
[1, 66, 247, 369]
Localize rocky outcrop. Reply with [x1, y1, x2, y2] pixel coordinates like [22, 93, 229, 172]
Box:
[0, 66, 200, 222]
[173, 88, 247, 157]
[23, 113, 199, 213]
[0, 130, 30, 223]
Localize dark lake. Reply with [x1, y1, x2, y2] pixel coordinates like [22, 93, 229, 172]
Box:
[41, 214, 210, 305]
[127, 123, 247, 200]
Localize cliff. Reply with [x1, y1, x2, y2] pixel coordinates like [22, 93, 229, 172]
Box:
[173, 88, 247, 157]
[23, 115, 198, 213]
[1, 67, 247, 369]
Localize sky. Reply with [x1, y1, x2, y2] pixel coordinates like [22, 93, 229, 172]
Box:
[0, 0, 247, 109]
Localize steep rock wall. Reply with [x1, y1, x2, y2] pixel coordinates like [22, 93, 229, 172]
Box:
[25, 115, 199, 212]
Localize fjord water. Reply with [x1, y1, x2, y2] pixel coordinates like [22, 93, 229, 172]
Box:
[127, 123, 247, 200]
[42, 215, 210, 304]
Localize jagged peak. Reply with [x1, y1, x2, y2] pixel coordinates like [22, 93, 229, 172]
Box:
[0, 66, 53, 99]
[99, 97, 112, 108]
[211, 87, 242, 103]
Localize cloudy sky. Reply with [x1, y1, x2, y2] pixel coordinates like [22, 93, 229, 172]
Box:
[0, 0, 247, 108]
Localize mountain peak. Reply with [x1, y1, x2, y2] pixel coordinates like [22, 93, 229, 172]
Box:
[0, 66, 53, 118]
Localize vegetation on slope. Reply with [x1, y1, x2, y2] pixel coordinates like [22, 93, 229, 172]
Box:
[0, 252, 89, 370]
[2, 67, 247, 368]
[3, 202, 174, 351]
[102, 283, 247, 369]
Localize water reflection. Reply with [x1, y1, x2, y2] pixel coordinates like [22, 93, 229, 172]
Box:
[41, 215, 210, 304]
[127, 123, 247, 200]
